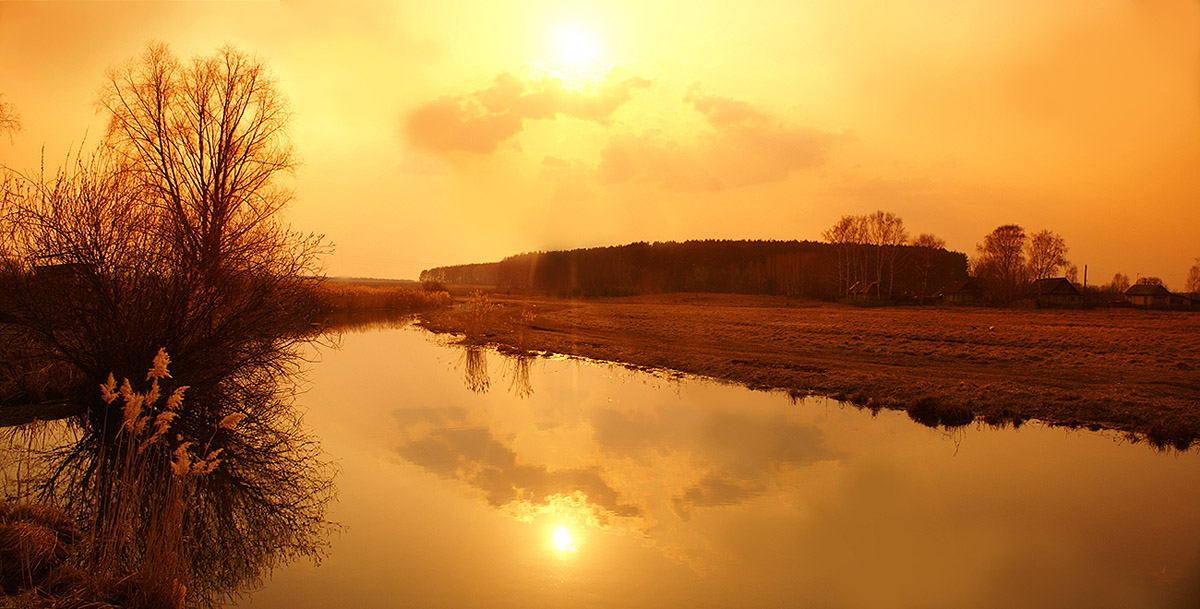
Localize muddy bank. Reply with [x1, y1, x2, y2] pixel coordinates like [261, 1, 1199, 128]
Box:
[419, 292, 1200, 449]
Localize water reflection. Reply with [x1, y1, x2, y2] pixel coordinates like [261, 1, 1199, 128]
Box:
[460, 346, 490, 394]
[2, 333, 336, 607]
[505, 354, 534, 398]
[396, 419, 641, 521]
[251, 328, 1200, 609]
[453, 344, 535, 398]
[394, 356, 841, 555]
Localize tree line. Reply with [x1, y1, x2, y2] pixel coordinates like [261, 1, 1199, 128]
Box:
[422, 236, 968, 301]
[425, 216, 1198, 306]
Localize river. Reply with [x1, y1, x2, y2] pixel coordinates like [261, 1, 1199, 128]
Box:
[240, 322, 1200, 609]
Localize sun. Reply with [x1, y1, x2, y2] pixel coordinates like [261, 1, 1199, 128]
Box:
[555, 27, 599, 66]
[551, 525, 577, 553]
[541, 26, 610, 89]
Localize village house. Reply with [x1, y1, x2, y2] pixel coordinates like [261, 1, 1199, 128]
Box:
[938, 277, 983, 304]
[1033, 277, 1082, 308]
[1124, 283, 1196, 309]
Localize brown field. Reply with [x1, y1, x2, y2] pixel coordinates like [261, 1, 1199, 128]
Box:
[419, 292, 1200, 449]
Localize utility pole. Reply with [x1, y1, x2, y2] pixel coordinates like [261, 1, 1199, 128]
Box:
[1083, 264, 1088, 309]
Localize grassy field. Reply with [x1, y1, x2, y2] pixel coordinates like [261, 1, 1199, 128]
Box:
[419, 292, 1200, 449]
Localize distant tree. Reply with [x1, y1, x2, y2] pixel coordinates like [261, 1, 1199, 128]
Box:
[0, 93, 19, 140]
[911, 233, 946, 302]
[823, 215, 864, 296]
[1138, 276, 1164, 287]
[1110, 273, 1130, 293]
[1026, 230, 1069, 282]
[1064, 264, 1079, 284]
[866, 210, 908, 298]
[1187, 258, 1200, 294]
[974, 224, 1027, 304]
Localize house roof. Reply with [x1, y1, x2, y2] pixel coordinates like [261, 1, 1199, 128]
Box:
[940, 277, 981, 295]
[1124, 283, 1171, 297]
[1034, 277, 1080, 296]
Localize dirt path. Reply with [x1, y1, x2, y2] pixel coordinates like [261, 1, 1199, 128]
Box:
[419, 292, 1200, 449]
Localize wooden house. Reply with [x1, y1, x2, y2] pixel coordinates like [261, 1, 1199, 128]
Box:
[1033, 277, 1082, 308]
[1124, 283, 1171, 308]
[1124, 283, 1196, 309]
[939, 277, 983, 304]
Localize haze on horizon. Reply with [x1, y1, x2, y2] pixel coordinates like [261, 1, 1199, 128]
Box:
[2, 0, 1197, 288]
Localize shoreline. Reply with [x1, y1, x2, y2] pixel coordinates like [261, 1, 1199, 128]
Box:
[418, 292, 1200, 450]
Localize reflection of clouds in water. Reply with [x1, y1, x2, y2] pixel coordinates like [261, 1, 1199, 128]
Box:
[671, 473, 767, 521]
[593, 405, 838, 471]
[397, 426, 641, 521]
[394, 395, 838, 538]
[591, 405, 839, 529]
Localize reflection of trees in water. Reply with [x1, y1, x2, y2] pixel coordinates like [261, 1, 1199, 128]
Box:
[454, 346, 536, 398]
[506, 355, 534, 399]
[15, 350, 336, 607]
[460, 346, 490, 394]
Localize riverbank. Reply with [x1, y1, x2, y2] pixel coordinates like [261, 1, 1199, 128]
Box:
[419, 292, 1200, 449]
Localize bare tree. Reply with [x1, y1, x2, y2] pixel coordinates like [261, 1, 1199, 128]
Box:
[1186, 258, 1200, 294]
[822, 215, 859, 296]
[1026, 229, 1069, 282]
[911, 233, 945, 303]
[1110, 272, 1130, 293]
[824, 213, 906, 298]
[0, 93, 19, 140]
[97, 43, 311, 285]
[974, 224, 1027, 304]
[865, 210, 908, 298]
[5, 43, 324, 425]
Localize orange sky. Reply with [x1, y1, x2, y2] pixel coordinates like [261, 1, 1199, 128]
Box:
[2, 0, 1198, 287]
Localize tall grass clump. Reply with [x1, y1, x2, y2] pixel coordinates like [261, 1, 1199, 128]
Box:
[464, 290, 492, 343]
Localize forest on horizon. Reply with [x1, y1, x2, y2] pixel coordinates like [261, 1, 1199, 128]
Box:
[420, 239, 968, 301]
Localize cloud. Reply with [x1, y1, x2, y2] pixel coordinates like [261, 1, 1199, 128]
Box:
[405, 71, 651, 156]
[598, 87, 848, 191]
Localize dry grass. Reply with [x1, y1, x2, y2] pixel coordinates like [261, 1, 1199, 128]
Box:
[315, 282, 450, 314]
[420, 292, 1200, 449]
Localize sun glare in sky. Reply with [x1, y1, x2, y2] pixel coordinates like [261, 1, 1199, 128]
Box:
[543, 25, 611, 89]
[551, 525, 577, 553]
[555, 27, 598, 66]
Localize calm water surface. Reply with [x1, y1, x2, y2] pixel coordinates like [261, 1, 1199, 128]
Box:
[241, 324, 1200, 609]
